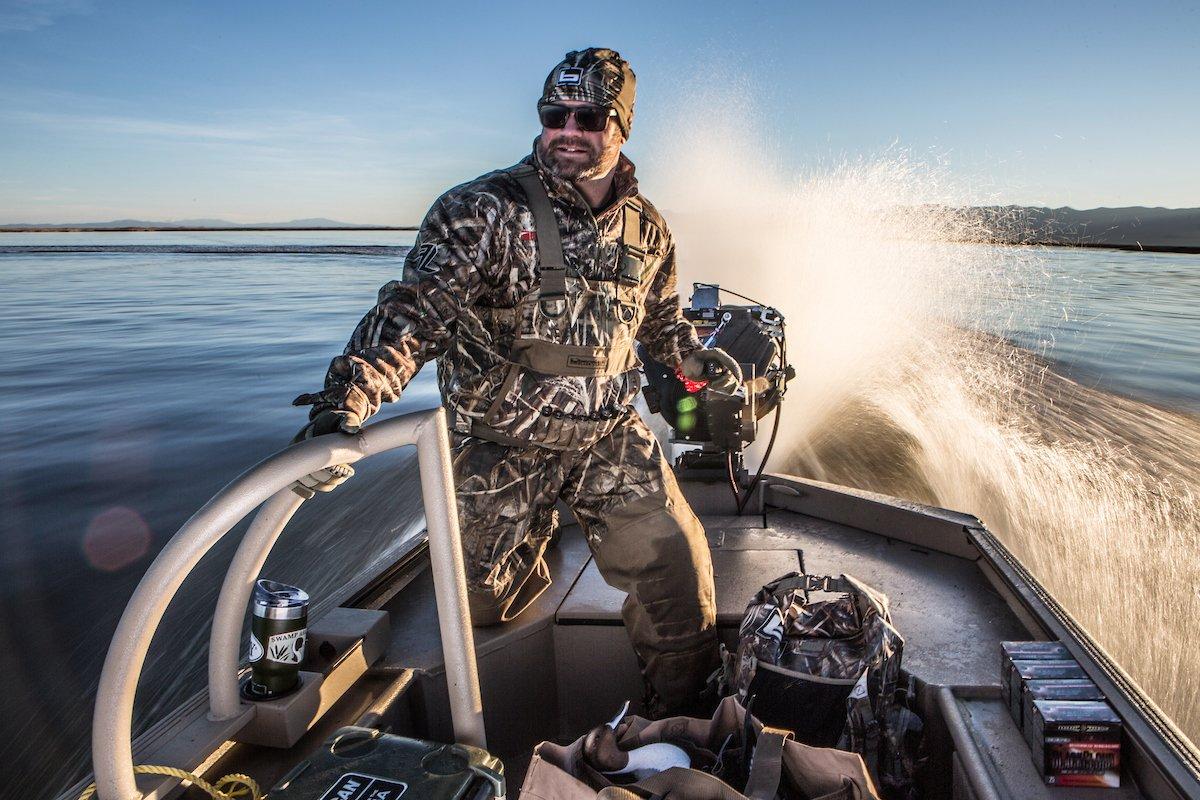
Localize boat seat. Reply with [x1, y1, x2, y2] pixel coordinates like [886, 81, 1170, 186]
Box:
[555, 540, 801, 627]
[552, 522, 801, 735]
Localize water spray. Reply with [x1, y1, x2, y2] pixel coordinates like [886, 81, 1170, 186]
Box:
[643, 81, 1200, 744]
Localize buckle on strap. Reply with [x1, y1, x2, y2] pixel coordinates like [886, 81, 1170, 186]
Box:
[507, 163, 569, 304]
[805, 575, 845, 593]
[619, 245, 646, 286]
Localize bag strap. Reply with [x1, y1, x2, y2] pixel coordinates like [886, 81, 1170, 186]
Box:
[597, 787, 660, 800]
[633, 768, 747, 800]
[508, 164, 568, 302]
[744, 726, 793, 800]
[855, 700, 882, 779]
[764, 572, 853, 600]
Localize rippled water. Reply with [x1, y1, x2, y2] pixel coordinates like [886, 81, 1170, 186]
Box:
[0, 232, 436, 799]
[0, 232, 1196, 798]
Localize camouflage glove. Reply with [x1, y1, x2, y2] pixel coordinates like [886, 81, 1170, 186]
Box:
[290, 410, 361, 498]
[681, 347, 743, 394]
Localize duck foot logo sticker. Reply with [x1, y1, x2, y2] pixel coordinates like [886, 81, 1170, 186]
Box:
[267, 629, 306, 664]
[248, 632, 264, 663]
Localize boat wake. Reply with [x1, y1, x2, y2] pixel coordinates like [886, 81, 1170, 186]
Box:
[784, 331, 1200, 744]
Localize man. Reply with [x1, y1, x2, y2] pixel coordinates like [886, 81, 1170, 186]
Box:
[293, 48, 741, 713]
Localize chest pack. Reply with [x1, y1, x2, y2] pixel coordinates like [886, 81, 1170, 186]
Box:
[504, 164, 651, 378]
[467, 164, 662, 449]
[723, 572, 922, 799]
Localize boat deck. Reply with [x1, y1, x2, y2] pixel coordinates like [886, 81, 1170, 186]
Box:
[365, 476, 1146, 799]
[198, 474, 1158, 799]
[380, 478, 1027, 681]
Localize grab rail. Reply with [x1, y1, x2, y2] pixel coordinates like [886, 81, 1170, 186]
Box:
[91, 408, 484, 800]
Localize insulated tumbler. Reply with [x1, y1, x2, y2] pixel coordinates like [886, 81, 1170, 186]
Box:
[247, 579, 308, 697]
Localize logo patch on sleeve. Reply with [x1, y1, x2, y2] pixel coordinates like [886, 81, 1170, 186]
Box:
[410, 242, 443, 275]
[557, 67, 582, 85]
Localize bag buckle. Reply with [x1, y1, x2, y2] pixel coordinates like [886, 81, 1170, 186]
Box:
[806, 575, 837, 592]
[619, 245, 647, 286]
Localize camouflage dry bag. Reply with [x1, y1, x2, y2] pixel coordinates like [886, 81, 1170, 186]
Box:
[723, 573, 921, 799]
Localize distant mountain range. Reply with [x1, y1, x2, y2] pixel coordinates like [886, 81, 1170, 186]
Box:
[2, 208, 1197, 250]
[957, 206, 1200, 251]
[0, 218, 412, 230]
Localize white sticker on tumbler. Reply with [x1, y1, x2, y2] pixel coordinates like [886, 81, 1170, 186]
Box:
[248, 632, 264, 663]
[267, 629, 306, 664]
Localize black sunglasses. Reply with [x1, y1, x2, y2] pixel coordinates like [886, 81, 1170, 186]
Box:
[538, 103, 615, 132]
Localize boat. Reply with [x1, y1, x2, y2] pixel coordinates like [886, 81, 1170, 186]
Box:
[63, 289, 1200, 800]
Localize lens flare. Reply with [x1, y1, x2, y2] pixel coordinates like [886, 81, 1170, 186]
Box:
[82, 506, 153, 572]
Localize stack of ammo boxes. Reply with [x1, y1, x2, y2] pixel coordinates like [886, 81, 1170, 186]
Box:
[1000, 641, 1123, 788]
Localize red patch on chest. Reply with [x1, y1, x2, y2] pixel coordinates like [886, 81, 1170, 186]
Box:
[519, 230, 537, 241]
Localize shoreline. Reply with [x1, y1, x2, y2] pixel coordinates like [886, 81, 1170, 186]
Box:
[2, 228, 1196, 254]
[1005, 240, 1200, 255]
[0, 226, 418, 233]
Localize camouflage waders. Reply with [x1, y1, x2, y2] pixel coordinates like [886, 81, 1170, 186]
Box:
[455, 412, 717, 709]
[295, 145, 717, 710]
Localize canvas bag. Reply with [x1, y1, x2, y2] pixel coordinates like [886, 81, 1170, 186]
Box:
[519, 696, 880, 800]
[722, 573, 920, 798]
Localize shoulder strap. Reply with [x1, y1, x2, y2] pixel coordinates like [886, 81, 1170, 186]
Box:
[507, 164, 567, 301]
[622, 200, 641, 249]
[744, 727, 793, 800]
[619, 199, 645, 286]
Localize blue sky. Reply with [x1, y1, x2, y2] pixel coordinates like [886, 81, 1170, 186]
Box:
[1, 0, 1197, 223]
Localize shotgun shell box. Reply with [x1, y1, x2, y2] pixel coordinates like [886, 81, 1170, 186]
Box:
[1021, 680, 1106, 742]
[1008, 659, 1086, 726]
[1000, 641, 1071, 717]
[1026, 699, 1122, 787]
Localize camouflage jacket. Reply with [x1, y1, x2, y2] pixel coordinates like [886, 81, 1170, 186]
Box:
[298, 142, 702, 449]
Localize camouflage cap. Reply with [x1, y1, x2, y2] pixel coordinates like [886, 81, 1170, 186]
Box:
[540, 47, 636, 138]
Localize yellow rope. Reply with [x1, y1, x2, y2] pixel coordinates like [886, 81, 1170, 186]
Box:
[77, 765, 262, 800]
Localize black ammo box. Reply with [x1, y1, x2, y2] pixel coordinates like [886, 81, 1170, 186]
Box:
[1021, 679, 1105, 742]
[1025, 699, 1122, 788]
[1007, 659, 1086, 728]
[269, 726, 505, 800]
[999, 641, 1071, 719]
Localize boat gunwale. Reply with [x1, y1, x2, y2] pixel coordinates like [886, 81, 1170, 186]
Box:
[762, 470, 1200, 800]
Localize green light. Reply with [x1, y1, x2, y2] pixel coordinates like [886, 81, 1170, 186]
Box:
[677, 413, 695, 433]
[676, 396, 699, 413]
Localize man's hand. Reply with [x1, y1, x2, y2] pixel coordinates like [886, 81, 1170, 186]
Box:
[290, 410, 361, 498]
[681, 348, 743, 394]
[292, 409, 362, 442]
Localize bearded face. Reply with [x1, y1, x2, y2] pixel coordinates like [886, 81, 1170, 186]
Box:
[537, 103, 624, 181]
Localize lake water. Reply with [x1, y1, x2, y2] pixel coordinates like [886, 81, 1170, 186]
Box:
[1, 232, 1196, 798]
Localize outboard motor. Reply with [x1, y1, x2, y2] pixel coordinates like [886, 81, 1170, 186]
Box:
[640, 283, 794, 504]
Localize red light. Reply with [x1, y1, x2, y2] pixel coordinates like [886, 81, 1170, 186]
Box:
[675, 366, 707, 393]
